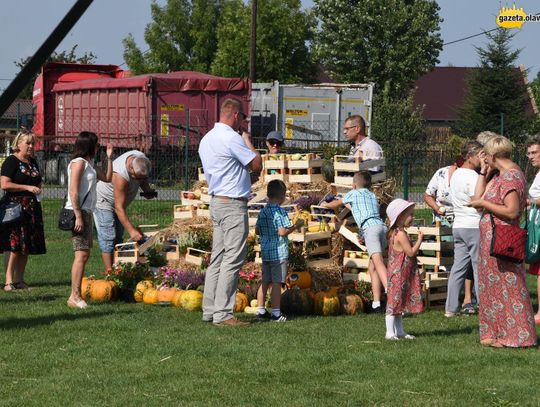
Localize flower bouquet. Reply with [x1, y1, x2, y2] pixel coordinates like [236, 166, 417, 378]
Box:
[238, 262, 262, 300]
[155, 266, 205, 290]
[104, 261, 152, 301]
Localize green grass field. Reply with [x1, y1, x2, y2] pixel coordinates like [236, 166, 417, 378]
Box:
[0, 201, 539, 406]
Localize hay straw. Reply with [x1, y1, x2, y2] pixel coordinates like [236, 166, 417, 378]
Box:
[309, 262, 343, 291]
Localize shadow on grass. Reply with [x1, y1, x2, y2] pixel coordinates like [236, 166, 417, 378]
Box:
[0, 294, 62, 304]
[0, 309, 135, 330]
[422, 326, 476, 337]
[24, 281, 71, 288]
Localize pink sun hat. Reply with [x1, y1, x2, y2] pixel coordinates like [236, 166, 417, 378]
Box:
[387, 198, 415, 228]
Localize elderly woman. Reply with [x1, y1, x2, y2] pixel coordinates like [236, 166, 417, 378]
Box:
[265, 131, 284, 154]
[0, 132, 46, 291]
[526, 134, 540, 325]
[469, 135, 537, 348]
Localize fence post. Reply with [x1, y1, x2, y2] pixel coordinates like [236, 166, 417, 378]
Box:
[402, 158, 409, 200]
[16, 102, 20, 131]
[184, 109, 190, 191]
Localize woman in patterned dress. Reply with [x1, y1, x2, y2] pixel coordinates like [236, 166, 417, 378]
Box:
[0, 132, 46, 291]
[384, 199, 425, 340]
[469, 135, 537, 348]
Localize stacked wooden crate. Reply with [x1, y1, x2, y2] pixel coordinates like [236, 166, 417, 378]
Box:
[289, 226, 332, 267]
[332, 154, 386, 189]
[286, 153, 324, 183]
[342, 249, 372, 282]
[262, 153, 288, 182]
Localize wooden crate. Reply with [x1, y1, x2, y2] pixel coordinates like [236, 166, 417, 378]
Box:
[342, 250, 370, 269]
[196, 203, 210, 218]
[305, 238, 332, 256]
[164, 244, 181, 261]
[406, 223, 453, 272]
[262, 154, 287, 169]
[287, 153, 324, 169]
[248, 209, 260, 227]
[343, 271, 371, 282]
[307, 254, 333, 268]
[181, 190, 202, 206]
[333, 155, 386, 172]
[289, 228, 332, 243]
[262, 168, 288, 183]
[423, 271, 449, 309]
[330, 183, 353, 195]
[338, 223, 367, 251]
[114, 242, 144, 264]
[310, 206, 337, 224]
[185, 248, 211, 266]
[197, 167, 206, 182]
[288, 167, 324, 183]
[173, 204, 196, 219]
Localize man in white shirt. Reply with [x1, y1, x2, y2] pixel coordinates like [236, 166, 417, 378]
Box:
[344, 115, 383, 172]
[198, 98, 262, 327]
[445, 140, 483, 317]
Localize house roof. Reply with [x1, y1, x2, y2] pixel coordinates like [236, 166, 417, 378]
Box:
[413, 66, 536, 122]
[1, 99, 33, 119]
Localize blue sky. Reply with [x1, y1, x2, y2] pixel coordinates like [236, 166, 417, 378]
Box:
[1, 0, 539, 92]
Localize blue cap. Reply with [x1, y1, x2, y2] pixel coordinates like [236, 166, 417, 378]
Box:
[266, 131, 284, 143]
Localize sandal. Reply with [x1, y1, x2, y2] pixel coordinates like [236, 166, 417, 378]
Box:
[461, 303, 477, 315]
[13, 281, 30, 290]
[3, 283, 16, 292]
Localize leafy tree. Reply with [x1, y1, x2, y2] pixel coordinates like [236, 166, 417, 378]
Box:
[14, 45, 96, 99]
[314, 0, 443, 98]
[529, 70, 540, 134]
[211, 0, 317, 82]
[123, 0, 219, 74]
[454, 28, 532, 141]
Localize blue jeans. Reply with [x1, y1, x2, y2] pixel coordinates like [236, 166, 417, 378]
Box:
[93, 208, 124, 253]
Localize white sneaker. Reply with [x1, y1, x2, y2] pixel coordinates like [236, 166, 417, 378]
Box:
[398, 334, 415, 340]
[385, 335, 400, 341]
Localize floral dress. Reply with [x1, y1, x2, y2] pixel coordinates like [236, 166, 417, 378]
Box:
[0, 155, 46, 255]
[478, 169, 536, 347]
[386, 231, 424, 316]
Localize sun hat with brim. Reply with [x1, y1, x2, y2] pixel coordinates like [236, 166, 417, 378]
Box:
[387, 198, 415, 228]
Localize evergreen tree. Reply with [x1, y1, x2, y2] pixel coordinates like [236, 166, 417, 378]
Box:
[454, 28, 531, 141]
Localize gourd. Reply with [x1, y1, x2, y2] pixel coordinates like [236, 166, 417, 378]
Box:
[134, 280, 154, 302]
[157, 287, 178, 303]
[285, 272, 311, 290]
[234, 292, 249, 312]
[180, 290, 203, 311]
[313, 290, 340, 316]
[281, 288, 313, 316]
[339, 293, 364, 315]
[171, 290, 185, 307]
[81, 276, 94, 301]
[90, 280, 114, 302]
[143, 288, 159, 304]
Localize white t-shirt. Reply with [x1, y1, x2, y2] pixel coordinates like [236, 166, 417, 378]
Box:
[349, 137, 384, 172]
[95, 150, 146, 211]
[198, 122, 256, 198]
[65, 157, 97, 212]
[450, 168, 481, 229]
[529, 172, 540, 199]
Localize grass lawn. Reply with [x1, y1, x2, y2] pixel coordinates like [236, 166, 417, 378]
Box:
[0, 201, 539, 406]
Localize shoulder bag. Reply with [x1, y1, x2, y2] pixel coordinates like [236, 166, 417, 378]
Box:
[526, 203, 540, 264]
[58, 191, 90, 231]
[0, 200, 22, 225]
[490, 213, 527, 263]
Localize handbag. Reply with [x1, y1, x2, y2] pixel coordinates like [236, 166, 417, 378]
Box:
[526, 204, 540, 264]
[58, 191, 90, 231]
[0, 200, 23, 225]
[490, 213, 527, 263]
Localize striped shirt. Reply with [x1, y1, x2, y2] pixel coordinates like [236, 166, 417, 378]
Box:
[256, 203, 292, 261]
[342, 188, 384, 232]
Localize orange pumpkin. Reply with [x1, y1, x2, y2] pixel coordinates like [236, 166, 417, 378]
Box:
[143, 288, 159, 304]
[157, 287, 177, 303]
[234, 292, 249, 312]
[171, 289, 186, 307]
[134, 280, 154, 302]
[313, 290, 340, 316]
[281, 288, 313, 315]
[180, 290, 203, 311]
[107, 280, 119, 301]
[90, 280, 113, 302]
[285, 272, 312, 289]
[81, 276, 94, 300]
[339, 293, 364, 315]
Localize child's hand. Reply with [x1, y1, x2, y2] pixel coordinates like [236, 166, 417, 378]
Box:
[295, 219, 304, 229]
[417, 230, 424, 242]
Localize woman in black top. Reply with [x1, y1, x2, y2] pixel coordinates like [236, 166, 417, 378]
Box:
[1, 132, 46, 291]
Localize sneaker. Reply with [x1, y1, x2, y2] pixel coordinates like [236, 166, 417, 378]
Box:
[444, 311, 459, 318]
[213, 318, 250, 327]
[270, 314, 287, 322]
[461, 303, 477, 315]
[397, 334, 416, 340]
[371, 306, 384, 314]
[385, 335, 400, 341]
[256, 310, 271, 320]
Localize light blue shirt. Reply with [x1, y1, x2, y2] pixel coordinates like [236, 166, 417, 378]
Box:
[256, 203, 292, 261]
[342, 188, 384, 232]
[198, 123, 256, 198]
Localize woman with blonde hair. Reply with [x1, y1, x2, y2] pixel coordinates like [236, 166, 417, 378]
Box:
[469, 135, 537, 348]
[1, 131, 46, 291]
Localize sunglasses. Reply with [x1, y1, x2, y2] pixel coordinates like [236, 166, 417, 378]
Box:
[268, 140, 282, 146]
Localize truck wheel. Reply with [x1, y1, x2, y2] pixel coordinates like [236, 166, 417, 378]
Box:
[58, 157, 69, 187]
[45, 158, 59, 184]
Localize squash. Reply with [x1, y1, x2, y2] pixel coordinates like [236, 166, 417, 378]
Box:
[180, 290, 203, 311]
[285, 272, 311, 289]
[157, 287, 177, 303]
[107, 280, 120, 300]
[90, 280, 114, 302]
[339, 293, 364, 315]
[134, 280, 154, 302]
[250, 299, 258, 308]
[234, 292, 249, 312]
[81, 276, 94, 301]
[171, 289, 185, 307]
[292, 210, 310, 226]
[143, 288, 159, 304]
[313, 290, 340, 316]
[244, 306, 258, 314]
[281, 288, 313, 316]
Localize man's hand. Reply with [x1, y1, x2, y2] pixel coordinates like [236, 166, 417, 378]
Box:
[129, 228, 144, 242]
[106, 143, 113, 159]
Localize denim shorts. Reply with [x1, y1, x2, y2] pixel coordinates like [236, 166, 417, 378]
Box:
[262, 260, 288, 284]
[93, 208, 124, 253]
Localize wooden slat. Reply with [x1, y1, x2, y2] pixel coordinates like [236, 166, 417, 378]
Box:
[406, 226, 453, 236]
[417, 256, 454, 266]
[338, 224, 367, 251]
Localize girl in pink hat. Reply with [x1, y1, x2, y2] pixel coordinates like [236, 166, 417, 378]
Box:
[385, 198, 425, 340]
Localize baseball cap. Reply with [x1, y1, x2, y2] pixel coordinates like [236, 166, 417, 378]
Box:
[266, 131, 284, 143]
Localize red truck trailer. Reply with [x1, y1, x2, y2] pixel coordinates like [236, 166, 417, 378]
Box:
[32, 63, 250, 185]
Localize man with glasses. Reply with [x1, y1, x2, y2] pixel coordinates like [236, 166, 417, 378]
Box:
[199, 98, 262, 327]
[94, 150, 156, 270]
[343, 115, 383, 172]
[266, 131, 284, 154]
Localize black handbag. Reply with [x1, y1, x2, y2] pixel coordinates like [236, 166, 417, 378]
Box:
[58, 192, 90, 231]
[0, 200, 23, 225]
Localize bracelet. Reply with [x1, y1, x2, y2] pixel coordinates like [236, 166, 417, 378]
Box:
[479, 172, 486, 176]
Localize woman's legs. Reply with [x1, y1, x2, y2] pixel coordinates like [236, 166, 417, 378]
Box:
[4, 252, 28, 291]
[69, 250, 90, 302]
[535, 276, 540, 321]
[14, 254, 29, 288]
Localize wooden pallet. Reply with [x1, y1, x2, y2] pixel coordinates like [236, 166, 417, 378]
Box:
[185, 247, 211, 266]
[173, 204, 196, 219]
[288, 167, 324, 184]
[262, 154, 287, 169]
[197, 167, 206, 182]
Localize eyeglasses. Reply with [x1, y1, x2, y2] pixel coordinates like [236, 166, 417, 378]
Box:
[268, 140, 282, 146]
[343, 125, 358, 131]
[236, 111, 247, 120]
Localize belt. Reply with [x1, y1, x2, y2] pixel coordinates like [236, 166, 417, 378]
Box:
[212, 195, 248, 202]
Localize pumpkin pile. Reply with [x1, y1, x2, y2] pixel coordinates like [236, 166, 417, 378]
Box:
[81, 277, 119, 302]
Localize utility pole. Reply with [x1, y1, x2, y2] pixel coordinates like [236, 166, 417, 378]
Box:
[249, 0, 257, 83]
